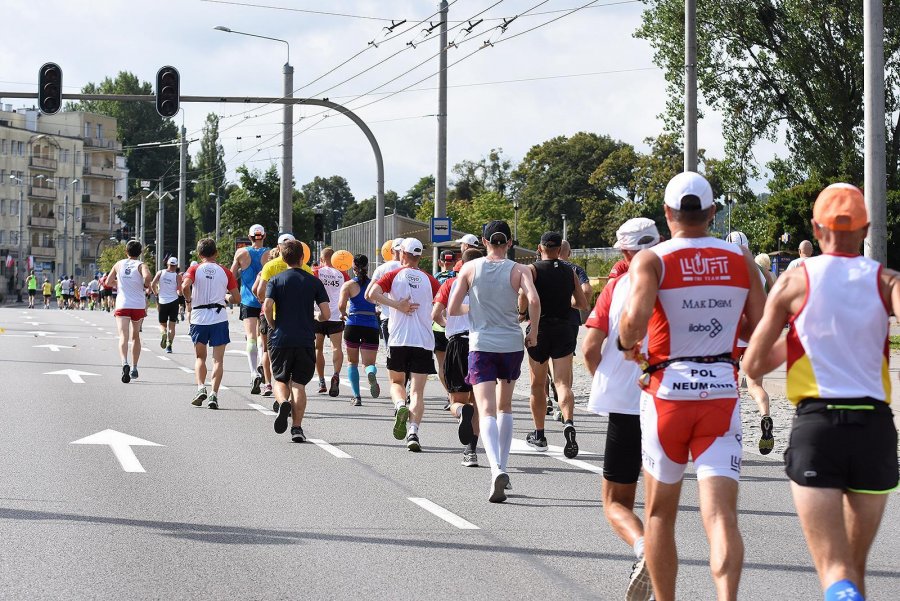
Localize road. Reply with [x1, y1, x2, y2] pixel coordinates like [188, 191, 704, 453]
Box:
[0, 305, 897, 599]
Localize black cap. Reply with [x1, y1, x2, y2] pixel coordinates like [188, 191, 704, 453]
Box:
[483, 220, 511, 245]
[353, 254, 368, 268]
[441, 251, 455, 262]
[540, 231, 562, 248]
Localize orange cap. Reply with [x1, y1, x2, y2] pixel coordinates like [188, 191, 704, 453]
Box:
[813, 183, 868, 232]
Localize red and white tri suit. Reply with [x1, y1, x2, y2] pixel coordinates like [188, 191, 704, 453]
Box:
[640, 237, 751, 484]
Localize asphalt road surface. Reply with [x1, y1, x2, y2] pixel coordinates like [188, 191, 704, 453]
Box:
[0, 305, 898, 599]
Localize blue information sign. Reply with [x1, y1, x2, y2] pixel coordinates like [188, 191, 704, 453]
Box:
[431, 217, 452, 243]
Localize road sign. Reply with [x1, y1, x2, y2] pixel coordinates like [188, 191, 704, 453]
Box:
[71, 429, 162, 473]
[431, 217, 452, 243]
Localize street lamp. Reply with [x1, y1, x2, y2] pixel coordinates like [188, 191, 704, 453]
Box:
[147, 186, 177, 271]
[512, 199, 520, 243]
[561, 213, 568, 241]
[9, 175, 25, 301]
[214, 25, 293, 235]
[209, 192, 221, 240]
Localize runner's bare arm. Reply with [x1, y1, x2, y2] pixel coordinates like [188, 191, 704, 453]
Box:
[737, 248, 766, 341]
[582, 327, 606, 375]
[431, 301, 447, 328]
[571, 271, 589, 311]
[366, 283, 414, 315]
[743, 268, 806, 379]
[230, 248, 247, 280]
[140, 263, 152, 289]
[105, 263, 119, 289]
[181, 274, 193, 303]
[317, 301, 331, 322]
[254, 275, 266, 304]
[338, 281, 356, 320]
[263, 298, 275, 326]
[447, 263, 473, 317]
[150, 270, 162, 295]
[226, 284, 240, 306]
[517, 263, 541, 347]
[881, 267, 900, 318]
[618, 249, 661, 356]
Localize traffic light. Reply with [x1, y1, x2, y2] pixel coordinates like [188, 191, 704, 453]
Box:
[314, 213, 324, 242]
[155, 66, 180, 118]
[37, 62, 63, 115]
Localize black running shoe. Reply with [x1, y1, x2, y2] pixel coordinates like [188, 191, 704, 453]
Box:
[256, 364, 264, 378]
[121, 364, 131, 384]
[250, 375, 262, 395]
[207, 393, 218, 410]
[272, 400, 279, 413]
[274, 401, 292, 434]
[130, 367, 139, 380]
[563, 423, 579, 459]
[291, 425, 306, 443]
[461, 450, 478, 467]
[526, 430, 548, 451]
[457, 404, 475, 445]
[406, 432, 421, 452]
[759, 415, 774, 455]
[329, 373, 340, 397]
[443, 400, 451, 411]
[317, 380, 327, 394]
[351, 396, 362, 406]
[489, 472, 509, 503]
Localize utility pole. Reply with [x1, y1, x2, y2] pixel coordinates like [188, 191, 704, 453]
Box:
[156, 180, 164, 272]
[433, 0, 449, 272]
[178, 125, 187, 265]
[864, 0, 887, 263]
[139, 191, 145, 246]
[62, 183, 69, 277]
[281, 62, 294, 234]
[16, 181, 24, 302]
[684, 0, 698, 172]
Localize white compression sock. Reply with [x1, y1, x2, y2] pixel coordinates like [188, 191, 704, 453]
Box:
[633, 537, 645, 558]
[497, 412, 513, 472]
[479, 416, 502, 477]
[247, 339, 259, 376]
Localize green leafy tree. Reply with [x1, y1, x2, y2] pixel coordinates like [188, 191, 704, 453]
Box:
[397, 176, 435, 216]
[98, 243, 127, 273]
[343, 190, 399, 227]
[301, 176, 356, 242]
[450, 148, 513, 201]
[189, 113, 227, 238]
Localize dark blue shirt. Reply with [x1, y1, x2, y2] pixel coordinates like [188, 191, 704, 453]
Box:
[266, 267, 329, 348]
[560, 260, 590, 327]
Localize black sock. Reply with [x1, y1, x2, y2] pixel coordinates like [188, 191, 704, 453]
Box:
[564, 419, 574, 426]
[466, 435, 478, 452]
[536, 429, 544, 439]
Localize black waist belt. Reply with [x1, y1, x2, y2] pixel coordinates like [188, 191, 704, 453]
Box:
[642, 353, 739, 376]
[194, 303, 225, 314]
[350, 310, 377, 316]
[448, 331, 470, 341]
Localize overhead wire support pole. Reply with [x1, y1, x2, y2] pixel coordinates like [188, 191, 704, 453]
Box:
[178, 125, 187, 267]
[864, 0, 887, 264]
[684, 0, 698, 172]
[434, 0, 449, 273]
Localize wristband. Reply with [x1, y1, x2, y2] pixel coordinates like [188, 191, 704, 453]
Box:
[616, 336, 629, 352]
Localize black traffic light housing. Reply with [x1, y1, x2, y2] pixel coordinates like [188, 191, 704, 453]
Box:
[155, 66, 180, 118]
[38, 62, 63, 115]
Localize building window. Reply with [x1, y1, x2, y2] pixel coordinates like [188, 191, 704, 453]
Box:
[75, 151, 81, 166]
[0, 231, 4, 245]
[0, 169, 5, 184]
[0, 199, 5, 214]
[0, 139, 6, 154]
[17, 141, 23, 156]
[84, 122, 91, 138]
[75, 207, 81, 221]
[96, 123, 103, 139]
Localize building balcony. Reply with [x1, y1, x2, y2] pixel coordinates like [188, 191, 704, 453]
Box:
[30, 156, 57, 171]
[83, 137, 122, 151]
[28, 186, 56, 199]
[32, 245, 57, 258]
[29, 216, 56, 229]
[81, 193, 111, 205]
[82, 164, 118, 179]
[82, 219, 109, 233]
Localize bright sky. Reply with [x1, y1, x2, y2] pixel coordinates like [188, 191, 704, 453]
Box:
[0, 0, 781, 200]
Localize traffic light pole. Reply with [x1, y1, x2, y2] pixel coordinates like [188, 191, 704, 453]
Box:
[2, 91, 387, 264]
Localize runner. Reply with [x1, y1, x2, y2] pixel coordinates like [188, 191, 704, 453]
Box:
[369, 238, 403, 351]
[432, 247, 484, 466]
[60, 275, 71, 310]
[786, 239, 814, 270]
[231, 224, 270, 395]
[452, 233, 481, 271]
[105, 240, 152, 384]
[265, 239, 330, 442]
[617, 172, 765, 601]
[726, 231, 775, 454]
[26, 271, 37, 309]
[41, 277, 51, 309]
[583, 217, 660, 601]
[448, 220, 540, 502]
[744, 183, 898, 601]
[100, 271, 114, 312]
[79, 281, 88, 310]
[433, 251, 457, 410]
[151, 256, 182, 354]
[182, 238, 239, 409]
[366, 237, 441, 452]
[313, 247, 347, 397]
[88, 275, 100, 310]
[338, 254, 381, 406]
[522, 231, 588, 458]
[54, 278, 62, 310]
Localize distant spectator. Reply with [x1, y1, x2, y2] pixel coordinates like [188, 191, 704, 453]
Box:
[786, 240, 814, 270]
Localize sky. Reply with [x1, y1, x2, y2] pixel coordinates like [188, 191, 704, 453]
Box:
[0, 0, 783, 202]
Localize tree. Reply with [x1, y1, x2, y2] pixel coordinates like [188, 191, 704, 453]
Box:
[342, 190, 399, 227]
[98, 243, 126, 273]
[189, 113, 227, 238]
[416, 191, 543, 248]
[450, 148, 513, 201]
[301, 176, 356, 241]
[397, 176, 434, 217]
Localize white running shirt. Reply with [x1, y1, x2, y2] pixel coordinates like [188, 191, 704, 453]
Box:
[376, 266, 441, 349]
[158, 270, 179, 304]
[371, 260, 401, 322]
[185, 262, 237, 326]
[114, 259, 147, 310]
[316, 265, 347, 322]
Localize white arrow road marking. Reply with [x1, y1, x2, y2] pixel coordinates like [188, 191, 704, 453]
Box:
[44, 369, 100, 384]
[248, 403, 277, 416]
[178, 366, 193, 373]
[225, 350, 248, 355]
[510, 438, 603, 475]
[408, 498, 479, 530]
[308, 439, 353, 459]
[156, 355, 171, 361]
[71, 429, 162, 473]
[24, 321, 43, 326]
[34, 344, 74, 352]
[27, 331, 54, 337]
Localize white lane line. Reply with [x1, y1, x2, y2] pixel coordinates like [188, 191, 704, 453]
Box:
[307, 438, 353, 459]
[248, 403, 277, 416]
[157, 355, 171, 361]
[408, 498, 480, 530]
[510, 438, 603, 475]
[178, 366, 193, 373]
[204, 383, 229, 390]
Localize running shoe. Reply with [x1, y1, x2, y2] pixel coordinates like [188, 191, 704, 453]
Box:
[272, 400, 279, 413]
[546, 397, 554, 416]
[461, 449, 479, 467]
[458, 404, 475, 445]
[563, 423, 579, 459]
[406, 432, 421, 452]
[256, 364, 264, 378]
[759, 415, 775, 455]
[192, 387, 207, 407]
[165, 345, 172, 354]
[317, 379, 327, 394]
[367, 371, 380, 398]
[328, 374, 340, 398]
[290, 425, 306, 443]
[393, 405, 409, 440]
[525, 431, 548, 452]
[207, 393, 219, 410]
[261, 384, 273, 397]
[489, 472, 509, 503]
[130, 367, 139, 380]
[274, 401, 292, 434]
[626, 556, 652, 601]
[250, 375, 262, 395]
[160, 331, 167, 349]
[121, 364, 131, 384]
[351, 396, 362, 406]
[555, 410, 564, 423]
[443, 400, 451, 411]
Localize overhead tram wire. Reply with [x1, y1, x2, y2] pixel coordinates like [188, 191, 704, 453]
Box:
[199, 0, 401, 21]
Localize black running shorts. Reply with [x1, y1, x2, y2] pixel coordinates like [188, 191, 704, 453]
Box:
[443, 333, 472, 393]
[315, 320, 345, 336]
[387, 345, 436, 375]
[344, 324, 380, 350]
[239, 304, 262, 320]
[526, 318, 578, 364]
[158, 300, 179, 324]
[433, 329, 449, 353]
[603, 413, 642, 484]
[785, 399, 899, 493]
[270, 346, 316, 385]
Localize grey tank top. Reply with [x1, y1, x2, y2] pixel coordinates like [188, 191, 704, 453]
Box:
[469, 257, 523, 353]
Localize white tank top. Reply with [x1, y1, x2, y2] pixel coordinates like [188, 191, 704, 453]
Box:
[158, 270, 179, 304]
[787, 254, 891, 404]
[115, 259, 146, 310]
[316, 265, 345, 322]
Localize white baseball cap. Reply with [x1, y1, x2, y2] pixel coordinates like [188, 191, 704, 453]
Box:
[664, 171, 714, 211]
[277, 233, 295, 244]
[614, 218, 660, 250]
[400, 237, 424, 256]
[248, 224, 265, 237]
[725, 231, 749, 248]
[167, 256, 178, 265]
[391, 237, 404, 250]
[455, 233, 480, 246]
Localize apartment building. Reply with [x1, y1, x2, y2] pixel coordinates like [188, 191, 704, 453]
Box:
[0, 105, 127, 296]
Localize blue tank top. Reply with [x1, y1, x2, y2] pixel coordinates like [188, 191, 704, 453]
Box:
[240, 246, 268, 308]
[346, 277, 378, 329]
